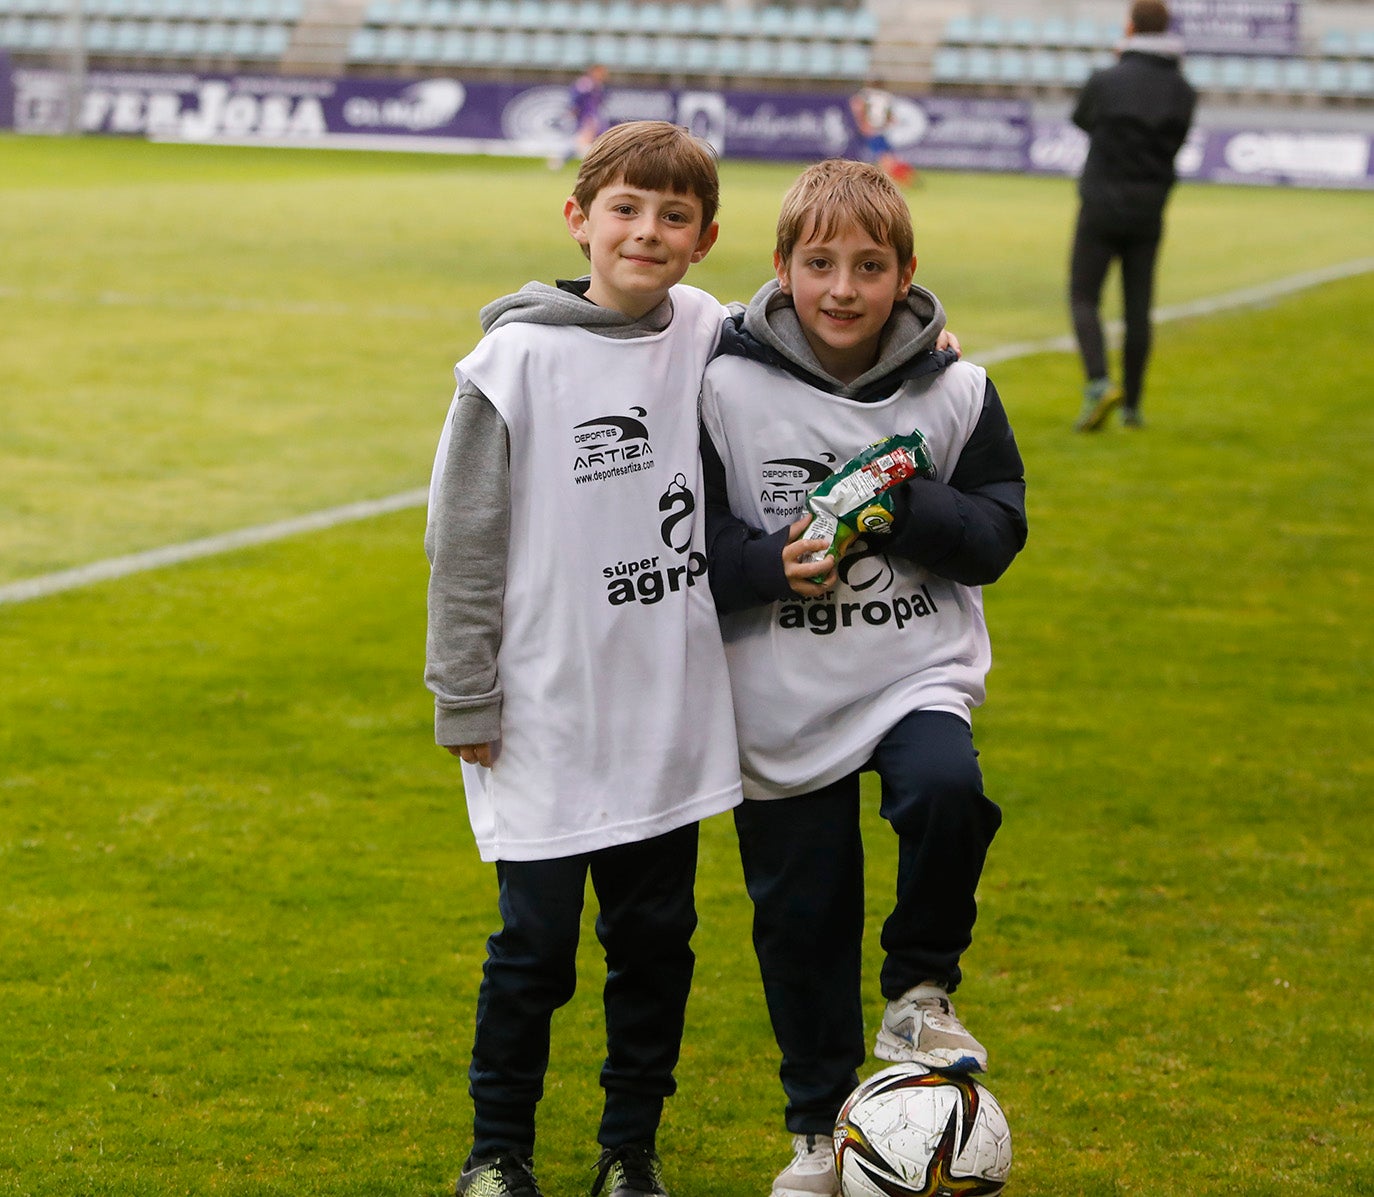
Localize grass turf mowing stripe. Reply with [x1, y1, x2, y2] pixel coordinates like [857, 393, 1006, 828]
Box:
[4, 255, 1371, 608]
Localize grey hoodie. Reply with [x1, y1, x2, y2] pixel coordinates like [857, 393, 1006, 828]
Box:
[729, 278, 950, 400]
[423, 279, 678, 748]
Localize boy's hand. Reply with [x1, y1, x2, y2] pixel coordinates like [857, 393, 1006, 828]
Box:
[447, 743, 494, 767]
[937, 328, 961, 357]
[783, 516, 839, 595]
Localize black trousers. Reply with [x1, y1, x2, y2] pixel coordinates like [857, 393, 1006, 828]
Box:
[733, 710, 1002, 1135]
[1069, 202, 1165, 413]
[468, 822, 699, 1158]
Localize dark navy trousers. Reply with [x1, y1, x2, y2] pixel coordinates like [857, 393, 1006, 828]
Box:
[1069, 201, 1165, 414]
[733, 710, 1002, 1136]
[468, 822, 699, 1158]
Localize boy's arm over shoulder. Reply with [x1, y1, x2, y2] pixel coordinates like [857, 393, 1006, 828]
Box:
[425, 381, 510, 748]
[885, 376, 1028, 586]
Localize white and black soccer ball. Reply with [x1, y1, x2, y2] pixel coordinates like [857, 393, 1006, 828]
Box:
[833, 1063, 1012, 1196]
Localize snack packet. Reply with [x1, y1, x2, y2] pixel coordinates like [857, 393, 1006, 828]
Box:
[800, 431, 936, 569]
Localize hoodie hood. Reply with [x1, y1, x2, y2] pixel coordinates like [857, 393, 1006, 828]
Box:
[479, 278, 673, 336]
[717, 278, 955, 402]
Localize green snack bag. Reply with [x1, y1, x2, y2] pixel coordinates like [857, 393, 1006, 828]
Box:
[800, 431, 936, 571]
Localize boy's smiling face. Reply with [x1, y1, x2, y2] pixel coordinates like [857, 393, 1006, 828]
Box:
[775, 220, 916, 385]
[565, 178, 718, 319]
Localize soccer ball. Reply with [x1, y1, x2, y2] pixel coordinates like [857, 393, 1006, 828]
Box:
[833, 1063, 1012, 1196]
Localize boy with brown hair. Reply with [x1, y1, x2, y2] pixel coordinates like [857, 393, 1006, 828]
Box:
[425, 120, 741, 1197]
[700, 158, 1027, 1196]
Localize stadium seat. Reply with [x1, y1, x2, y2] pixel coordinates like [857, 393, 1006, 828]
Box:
[511, 0, 544, 29]
[743, 37, 773, 74]
[379, 25, 411, 58]
[528, 28, 560, 65]
[972, 14, 1002, 45]
[1217, 55, 1250, 90]
[942, 14, 973, 45]
[26, 14, 55, 46]
[932, 45, 966, 84]
[453, 0, 484, 26]
[1277, 57, 1311, 91]
[543, 0, 573, 29]
[86, 17, 118, 49]
[497, 27, 528, 62]
[410, 26, 440, 58]
[1039, 14, 1069, 45]
[1007, 16, 1036, 45]
[805, 39, 838, 78]
[1070, 16, 1100, 46]
[437, 26, 466, 59]
[757, 5, 787, 37]
[1346, 59, 1373, 96]
[649, 32, 680, 71]
[1355, 29, 1374, 58]
[996, 48, 1027, 84]
[1029, 49, 1060, 85]
[1315, 59, 1344, 94]
[1250, 56, 1281, 92]
[713, 36, 743, 72]
[838, 40, 868, 78]
[568, 0, 600, 31]
[468, 25, 500, 60]
[618, 31, 652, 68]
[722, 5, 758, 36]
[169, 18, 198, 52]
[419, 0, 450, 23]
[600, 0, 633, 33]
[775, 38, 806, 76]
[141, 16, 171, 49]
[258, 20, 286, 54]
[964, 46, 994, 82]
[1185, 55, 1217, 88]
[589, 28, 620, 65]
[1059, 50, 1091, 85]
[558, 29, 588, 66]
[1319, 28, 1350, 57]
[681, 33, 712, 72]
[485, 0, 515, 28]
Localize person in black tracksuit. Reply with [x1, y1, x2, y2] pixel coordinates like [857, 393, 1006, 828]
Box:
[1069, 0, 1197, 431]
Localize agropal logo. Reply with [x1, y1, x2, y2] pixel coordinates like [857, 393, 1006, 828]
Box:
[602, 473, 707, 607]
[573, 407, 655, 484]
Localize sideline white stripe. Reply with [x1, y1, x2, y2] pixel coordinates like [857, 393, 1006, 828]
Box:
[0, 490, 428, 606]
[976, 255, 1374, 365]
[4, 257, 1372, 607]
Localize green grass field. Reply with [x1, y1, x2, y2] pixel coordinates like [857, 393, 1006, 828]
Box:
[2, 134, 1372, 1195]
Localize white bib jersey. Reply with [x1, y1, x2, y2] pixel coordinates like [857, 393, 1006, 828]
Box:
[700, 356, 993, 800]
[435, 284, 742, 860]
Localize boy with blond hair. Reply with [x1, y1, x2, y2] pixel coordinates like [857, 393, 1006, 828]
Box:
[700, 158, 1027, 1196]
[425, 121, 742, 1197]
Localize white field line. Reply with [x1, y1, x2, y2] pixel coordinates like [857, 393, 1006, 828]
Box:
[0, 490, 428, 605]
[3, 257, 1372, 608]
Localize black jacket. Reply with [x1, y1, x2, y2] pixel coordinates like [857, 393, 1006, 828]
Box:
[702, 312, 1027, 615]
[1074, 38, 1198, 221]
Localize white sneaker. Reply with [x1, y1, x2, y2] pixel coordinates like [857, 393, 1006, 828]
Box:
[771, 1133, 838, 1197]
[873, 983, 988, 1073]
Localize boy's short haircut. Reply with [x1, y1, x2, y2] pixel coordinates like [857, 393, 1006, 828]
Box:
[775, 158, 913, 267]
[572, 120, 721, 231]
[1130, 0, 1170, 34]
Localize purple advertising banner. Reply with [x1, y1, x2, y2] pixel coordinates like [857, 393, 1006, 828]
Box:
[3, 62, 1369, 188]
[1170, 0, 1302, 56]
[0, 51, 13, 131]
[1030, 117, 1374, 189]
[3, 65, 1032, 172]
